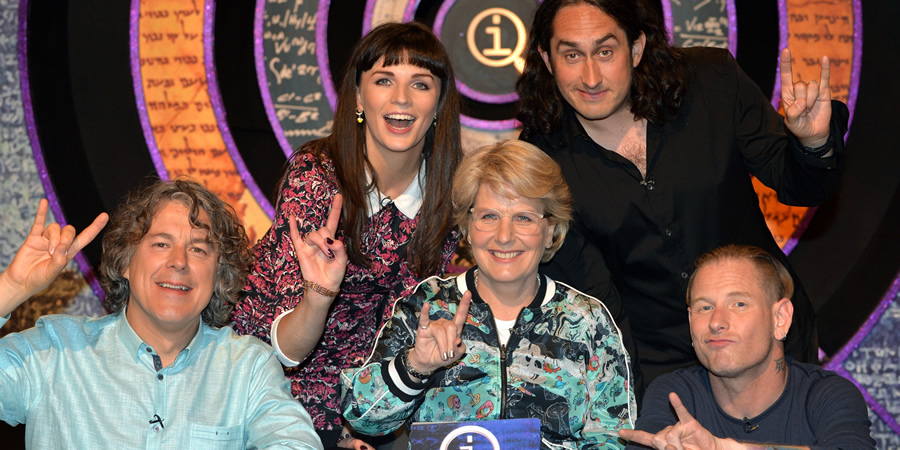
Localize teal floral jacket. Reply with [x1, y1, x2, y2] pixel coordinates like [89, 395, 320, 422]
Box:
[340, 269, 636, 449]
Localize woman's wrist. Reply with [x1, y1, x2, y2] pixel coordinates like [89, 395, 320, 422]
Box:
[401, 346, 434, 380]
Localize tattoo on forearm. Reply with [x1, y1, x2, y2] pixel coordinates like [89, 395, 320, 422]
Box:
[775, 357, 785, 373]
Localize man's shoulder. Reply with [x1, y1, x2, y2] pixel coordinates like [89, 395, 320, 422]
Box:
[679, 47, 739, 88]
[651, 365, 708, 387]
[789, 360, 857, 391]
[32, 313, 117, 339]
[203, 324, 276, 358]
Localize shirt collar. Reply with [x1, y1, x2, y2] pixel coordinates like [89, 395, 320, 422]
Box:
[364, 161, 426, 219]
[116, 307, 207, 369]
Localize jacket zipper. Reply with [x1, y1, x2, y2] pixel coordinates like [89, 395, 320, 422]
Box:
[499, 343, 507, 419]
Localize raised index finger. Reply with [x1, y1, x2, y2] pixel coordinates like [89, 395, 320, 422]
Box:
[418, 301, 432, 331]
[326, 194, 343, 235]
[669, 392, 696, 425]
[29, 199, 50, 238]
[779, 48, 794, 98]
[818, 55, 831, 100]
[453, 291, 472, 330]
[70, 213, 109, 256]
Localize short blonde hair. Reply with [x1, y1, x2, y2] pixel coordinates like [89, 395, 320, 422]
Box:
[451, 140, 572, 262]
[686, 244, 794, 306]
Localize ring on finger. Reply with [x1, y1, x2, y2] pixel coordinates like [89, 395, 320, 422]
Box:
[420, 325, 428, 330]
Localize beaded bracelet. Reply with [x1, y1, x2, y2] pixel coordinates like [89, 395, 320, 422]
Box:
[302, 280, 339, 298]
[801, 134, 834, 158]
[400, 346, 433, 380]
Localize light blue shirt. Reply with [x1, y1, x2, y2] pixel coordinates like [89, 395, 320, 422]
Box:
[0, 311, 322, 449]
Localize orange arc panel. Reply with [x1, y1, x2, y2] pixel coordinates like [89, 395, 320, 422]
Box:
[137, 1, 271, 244]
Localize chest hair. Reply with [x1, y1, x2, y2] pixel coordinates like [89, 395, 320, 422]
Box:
[614, 122, 648, 178]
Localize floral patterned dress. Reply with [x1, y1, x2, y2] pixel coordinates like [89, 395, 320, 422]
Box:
[231, 151, 459, 431]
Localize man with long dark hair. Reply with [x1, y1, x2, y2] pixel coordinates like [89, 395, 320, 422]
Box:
[516, 0, 848, 389]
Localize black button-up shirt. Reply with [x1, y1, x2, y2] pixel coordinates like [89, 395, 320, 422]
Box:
[525, 47, 848, 385]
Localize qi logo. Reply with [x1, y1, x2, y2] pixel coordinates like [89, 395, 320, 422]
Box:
[467, 8, 527, 72]
[439, 425, 501, 450]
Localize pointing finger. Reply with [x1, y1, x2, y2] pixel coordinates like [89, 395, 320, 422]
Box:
[70, 213, 109, 257]
[669, 392, 695, 426]
[326, 194, 343, 236]
[418, 302, 432, 332]
[29, 199, 50, 238]
[453, 291, 472, 331]
[819, 55, 831, 100]
[779, 48, 794, 101]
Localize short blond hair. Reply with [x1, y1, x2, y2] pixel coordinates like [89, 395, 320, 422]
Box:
[451, 140, 572, 262]
[687, 244, 794, 307]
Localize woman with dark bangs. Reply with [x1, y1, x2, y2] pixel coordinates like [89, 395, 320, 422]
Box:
[231, 22, 462, 448]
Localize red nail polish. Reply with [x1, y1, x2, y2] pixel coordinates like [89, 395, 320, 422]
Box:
[326, 237, 334, 245]
[327, 250, 335, 259]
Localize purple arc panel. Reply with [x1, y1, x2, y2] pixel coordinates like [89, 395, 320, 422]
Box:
[254, 0, 294, 157]
[203, 0, 275, 218]
[318, 0, 339, 113]
[362, 0, 377, 34]
[661, 0, 674, 46]
[129, 0, 169, 181]
[727, 0, 737, 55]
[18, 0, 104, 299]
[403, 2, 519, 130]
[825, 273, 900, 437]
[403, 0, 421, 24]
[848, 0, 862, 127]
[772, 0, 789, 110]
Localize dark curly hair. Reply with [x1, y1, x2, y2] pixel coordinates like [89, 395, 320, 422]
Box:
[100, 179, 253, 328]
[297, 21, 462, 277]
[516, 0, 691, 137]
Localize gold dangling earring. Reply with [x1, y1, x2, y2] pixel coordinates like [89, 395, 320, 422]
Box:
[356, 109, 364, 124]
[433, 115, 437, 127]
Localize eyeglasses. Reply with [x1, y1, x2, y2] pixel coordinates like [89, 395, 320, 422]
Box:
[470, 208, 546, 235]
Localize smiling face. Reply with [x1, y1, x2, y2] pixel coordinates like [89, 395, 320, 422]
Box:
[469, 184, 555, 293]
[357, 58, 440, 159]
[540, 3, 645, 128]
[688, 259, 791, 381]
[124, 201, 218, 339]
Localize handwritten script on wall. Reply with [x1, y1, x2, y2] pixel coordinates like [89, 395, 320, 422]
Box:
[262, 0, 333, 153]
[138, 0, 270, 242]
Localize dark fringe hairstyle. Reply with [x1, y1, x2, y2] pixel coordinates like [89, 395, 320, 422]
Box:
[289, 21, 462, 277]
[516, 0, 691, 137]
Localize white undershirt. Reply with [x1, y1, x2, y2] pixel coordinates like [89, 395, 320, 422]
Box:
[495, 318, 516, 346]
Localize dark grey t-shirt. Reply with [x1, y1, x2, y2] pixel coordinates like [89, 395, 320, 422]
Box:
[628, 358, 874, 449]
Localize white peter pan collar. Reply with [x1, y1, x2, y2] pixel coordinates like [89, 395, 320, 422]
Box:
[365, 161, 426, 219]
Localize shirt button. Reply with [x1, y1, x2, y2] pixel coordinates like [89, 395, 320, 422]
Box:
[153, 426, 160, 433]
[681, 272, 689, 279]
[158, 374, 164, 381]
[146, 348, 152, 353]
[664, 228, 673, 236]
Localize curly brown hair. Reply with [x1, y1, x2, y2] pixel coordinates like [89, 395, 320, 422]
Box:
[516, 0, 690, 137]
[298, 21, 462, 277]
[99, 179, 253, 328]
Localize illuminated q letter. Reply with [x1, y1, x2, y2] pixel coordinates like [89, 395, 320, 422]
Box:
[466, 8, 527, 71]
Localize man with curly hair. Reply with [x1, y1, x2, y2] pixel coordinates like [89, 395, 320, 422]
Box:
[516, 0, 848, 391]
[0, 180, 322, 449]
